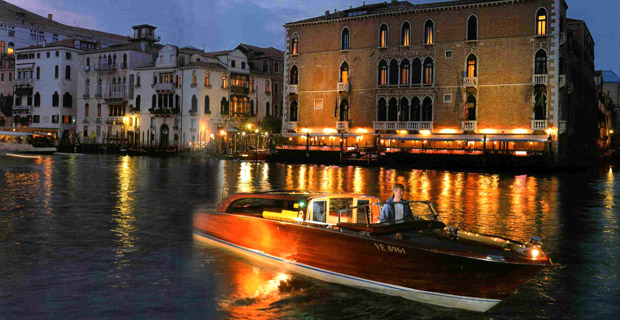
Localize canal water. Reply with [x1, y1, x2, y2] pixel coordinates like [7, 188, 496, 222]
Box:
[1, 154, 618, 319]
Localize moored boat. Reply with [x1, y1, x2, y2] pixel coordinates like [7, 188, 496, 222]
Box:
[193, 191, 551, 312]
[0, 131, 57, 155]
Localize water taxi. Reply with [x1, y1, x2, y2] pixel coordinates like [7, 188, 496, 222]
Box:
[0, 130, 57, 155]
[193, 192, 551, 312]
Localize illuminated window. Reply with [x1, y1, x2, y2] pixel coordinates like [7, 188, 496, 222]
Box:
[400, 59, 410, 85]
[379, 23, 388, 47]
[290, 34, 299, 54]
[467, 15, 478, 40]
[423, 57, 434, 84]
[536, 8, 547, 35]
[424, 20, 434, 45]
[249, 77, 254, 91]
[290, 66, 298, 85]
[341, 27, 350, 50]
[401, 21, 410, 46]
[378, 60, 388, 86]
[467, 54, 477, 78]
[7, 42, 14, 55]
[265, 80, 270, 93]
[0, 41, 4, 54]
[204, 73, 209, 86]
[222, 75, 227, 88]
[340, 62, 349, 83]
[192, 71, 197, 85]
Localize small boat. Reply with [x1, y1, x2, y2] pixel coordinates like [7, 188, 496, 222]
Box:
[193, 191, 551, 312]
[0, 130, 57, 155]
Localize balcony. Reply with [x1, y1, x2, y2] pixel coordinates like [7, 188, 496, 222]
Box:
[288, 85, 298, 94]
[533, 74, 548, 86]
[336, 121, 350, 131]
[530, 119, 548, 131]
[104, 92, 128, 100]
[155, 83, 175, 92]
[94, 63, 117, 72]
[230, 86, 250, 95]
[373, 121, 433, 131]
[12, 105, 33, 113]
[559, 75, 566, 88]
[463, 77, 478, 87]
[105, 116, 122, 125]
[286, 122, 298, 131]
[337, 82, 350, 92]
[461, 120, 477, 132]
[95, 117, 102, 124]
[14, 78, 33, 87]
[83, 93, 90, 98]
[83, 118, 90, 124]
[95, 93, 102, 98]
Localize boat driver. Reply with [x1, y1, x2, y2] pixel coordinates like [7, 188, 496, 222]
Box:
[379, 184, 413, 224]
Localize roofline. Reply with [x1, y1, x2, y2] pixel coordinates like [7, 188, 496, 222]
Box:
[285, 0, 533, 28]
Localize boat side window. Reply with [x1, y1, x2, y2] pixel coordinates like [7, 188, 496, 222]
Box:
[328, 197, 354, 224]
[356, 199, 370, 224]
[226, 197, 291, 216]
[311, 200, 326, 222]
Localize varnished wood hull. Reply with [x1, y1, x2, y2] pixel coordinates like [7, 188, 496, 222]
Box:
[193, 212, 547, 312]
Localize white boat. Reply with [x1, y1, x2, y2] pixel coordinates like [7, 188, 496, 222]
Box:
[0, 131, 57, 155]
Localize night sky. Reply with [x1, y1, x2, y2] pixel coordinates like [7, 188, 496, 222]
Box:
[12, 0, 620, 73]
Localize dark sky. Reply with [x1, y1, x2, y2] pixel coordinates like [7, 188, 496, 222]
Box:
[13, 0, 620, 73]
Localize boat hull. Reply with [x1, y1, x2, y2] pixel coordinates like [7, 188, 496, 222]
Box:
[193, 212, 545, 312]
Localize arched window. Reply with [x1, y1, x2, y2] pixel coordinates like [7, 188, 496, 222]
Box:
[112, 54, 117, 66]
[191, 95, 197, 112]
[379, 23, 388, 47]
[400, 97, 409, 121]
[63, 92, 72, 108]
[86, 57, 90, 67]
[204, 95, 210, 114]
[289, 101, 298, 121]
[536, 8, 547, 35]
[84, 103, 89, 117]
[107, 55, 112, 66]
[221, 97, 228, 115]
[466, 95, 476, 120]
[135, 95, 141, 111]
[411, 97, 421, 121]
[535, 50, 547, 74]
[250, 100, 254, 116]
[0, 41, 5, 54]
[339, 99, 349, 121]
[54, 65, 59, 79]
[534, 92, 547, 120]
[85, 79, 90, 96]
[401, 21, 410, 46]
[424, 20, 434, 45]
[467, 15, 478, 40]
[378, 60, 388, 86]
[275, 104, 280, 117]
[97, 104, 101, 117]
[388, 98, 398, 121]
[340, 62, 349, 83]
[265, 80, 270, 93]
[175, 94, 180, 108]
[389, 59, 398, 85]
[266, 102, 270, 116]
[341, 27, 350, 50]
[400, 59, 410, 85]
[122, 53, 127, 68]
[467, 54, 477, 78]
[152, 94, 157, 108]
[34, 92, 40, 107]
[290, 65, 298, 85]
[97, 78, 102, 95]
[377, 98, 387, 121]
[423, 57, 434, 84]
[422, 97, 433, 121]
[263, 61, 269, 72]
[412, 58, 422, 85]
[52, 92, 59, 107]
[290, 33, 299, 54]
[36, 67, 40, 80]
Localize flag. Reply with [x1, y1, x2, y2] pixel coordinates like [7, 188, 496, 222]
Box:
[334, 96, 338, 118]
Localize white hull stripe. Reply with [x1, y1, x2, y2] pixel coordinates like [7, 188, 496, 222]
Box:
[193, 230, 501, 312]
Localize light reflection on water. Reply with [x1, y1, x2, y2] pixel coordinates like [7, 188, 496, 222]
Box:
[1, 155, 619, 319]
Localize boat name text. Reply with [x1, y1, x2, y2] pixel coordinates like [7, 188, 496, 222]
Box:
[373, 243, 406, 254]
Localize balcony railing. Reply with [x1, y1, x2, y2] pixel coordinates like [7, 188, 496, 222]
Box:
[95, 118, 102, 124]
[14, 78, 33, 86]
[12, 105, 33, 112]
[286, 122, 298, 131]
[373, 121, 433, 131]
[337, 82, 350, 92]
[530, 119, 548, 131]
[463, 77, 478, 87]
[104, 92, 128, 100]
[461, 120, 477, 132]
[559, 75, 566, 88]
[336, 121, 350, 131]
[94, 63, 117, 72]
[230, 86, 250, 94]
[155, 83, 175, 92]
[83, 93, 90, 98]
[288, 85, 298, 94]
[105, 116, 122, 125]
[83, 118, 90, 124]
[533, 74, 548, 85]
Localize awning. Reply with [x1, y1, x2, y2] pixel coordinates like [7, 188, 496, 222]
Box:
[380, 134, 485, 142]
[486, 134, 549, 142]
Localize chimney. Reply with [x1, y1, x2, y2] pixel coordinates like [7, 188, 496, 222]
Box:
[325, 10, 329, 16]
[47, 14, 53, 20]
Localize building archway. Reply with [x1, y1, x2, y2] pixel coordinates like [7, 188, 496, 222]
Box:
[160, 124, 169, 148]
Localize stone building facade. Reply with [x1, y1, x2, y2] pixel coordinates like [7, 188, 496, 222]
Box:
[282, 0, 596, 162]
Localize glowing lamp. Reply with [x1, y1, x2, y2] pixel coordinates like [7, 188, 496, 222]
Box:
[219, 130, 227, 135]
[512, 129, 529, 134]
[323, 128, 337, 134]
[439, 129, 458, 134]
[355, 128, 368, 134]
[420, 130, 431, 136]
[301, 128, 310, 133]
[479, 129, 497, 134]
[398, 130, 408, 134]
[531, 249, 539, 258]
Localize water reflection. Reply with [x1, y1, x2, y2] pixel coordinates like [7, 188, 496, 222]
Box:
[111, 156, 137, 276]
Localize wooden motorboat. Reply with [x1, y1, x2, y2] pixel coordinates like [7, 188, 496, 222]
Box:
[193, 191, 551, 312]
[0, 131, 56, 155]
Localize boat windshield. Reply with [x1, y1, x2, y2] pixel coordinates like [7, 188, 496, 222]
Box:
[30, 135, 55, 147]
[337, 200, 440, 226]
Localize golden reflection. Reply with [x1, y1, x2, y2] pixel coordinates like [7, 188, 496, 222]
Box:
[111, 156, 137, 275]
[353, 167, 364, 194]
[238, 162, 253, 193]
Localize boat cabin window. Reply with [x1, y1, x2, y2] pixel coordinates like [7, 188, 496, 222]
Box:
[328, 198, 354, 224]
[311, 200, 326, 222]
[226, 197, 296, 216]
